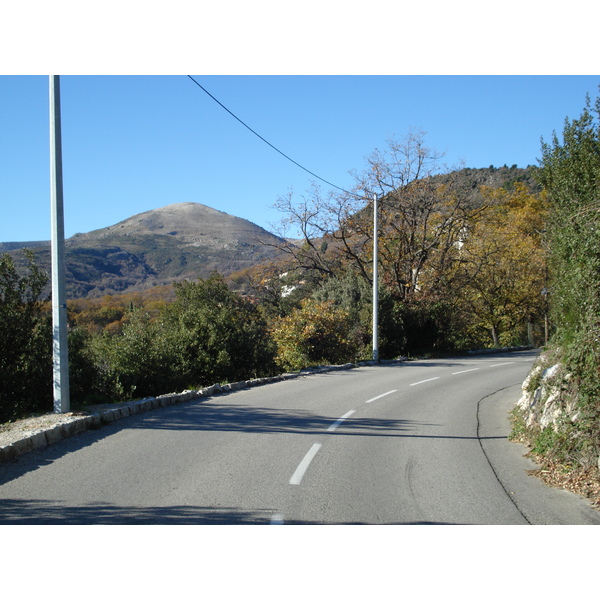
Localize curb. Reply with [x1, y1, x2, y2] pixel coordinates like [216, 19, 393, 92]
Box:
[467, 345, 533, 355]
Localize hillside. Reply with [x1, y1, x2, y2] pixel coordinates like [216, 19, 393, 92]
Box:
[430, 164, 542, 202]
[1, 166, 541, 300]
[3, 203, 286, 299]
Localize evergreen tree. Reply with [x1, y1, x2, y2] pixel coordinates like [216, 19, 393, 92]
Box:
[0, 252, 52, 422]
[536, 90, 600, 466]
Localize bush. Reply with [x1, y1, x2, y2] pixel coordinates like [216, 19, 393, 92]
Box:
[309, 270, 462, 360]
[88, 309, 176, 400]
[0, 252, 53, 422]
[162, 274, 277, 386]
[68, 327, 123, 406]
[527, 90, 600, 467]
[312, 270, 373, 359]
[82, 273, 278, 402]
[538, 92, 600, 348]
[271, 298, 359, 370]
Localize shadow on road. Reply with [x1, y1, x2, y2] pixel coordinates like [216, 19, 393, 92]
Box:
[0, 498, 459, 525]
[127, 401, 506, 444]
[128, 401, 427, 436]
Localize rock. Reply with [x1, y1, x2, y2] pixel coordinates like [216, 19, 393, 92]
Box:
[516, 357, 581, 432]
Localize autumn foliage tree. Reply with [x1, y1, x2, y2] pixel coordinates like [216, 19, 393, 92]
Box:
[270, 131, 525, 354]
[453, 184, 547, 347]
[68, 286, 174, 334]
[271, 131, 471, 297]
[270, 298, 359, 370]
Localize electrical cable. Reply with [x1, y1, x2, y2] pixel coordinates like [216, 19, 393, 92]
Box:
[186, 75, 363, 199]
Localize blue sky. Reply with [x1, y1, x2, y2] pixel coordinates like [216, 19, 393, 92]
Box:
[1, 3, 598, 244]
[1, 75, 599, 243]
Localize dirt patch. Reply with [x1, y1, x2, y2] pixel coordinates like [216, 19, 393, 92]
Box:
[0, 412, 91, 448]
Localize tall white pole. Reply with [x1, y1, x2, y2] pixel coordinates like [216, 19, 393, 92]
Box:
[372, 193, 379, 363]
[50, 75, 70, 413]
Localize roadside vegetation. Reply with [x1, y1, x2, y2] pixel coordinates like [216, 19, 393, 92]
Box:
[510, 91, 600, 504]
[0, 250, 52, 423]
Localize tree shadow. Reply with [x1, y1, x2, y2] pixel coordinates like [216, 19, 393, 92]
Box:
[125, 401, 506, 443]
[127, 401, 428, 437]
[371, 361, 466, 369]
[0, 498, 459, 525]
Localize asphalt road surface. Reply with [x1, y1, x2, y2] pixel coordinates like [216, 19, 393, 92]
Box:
[1, 349, 599, 524]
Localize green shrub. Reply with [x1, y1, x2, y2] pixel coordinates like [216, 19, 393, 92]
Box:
[89, 309, 176, 400]
[534, 90, 600, 466]
[163, 273, 277, 386]
[68, 327, 120, 406]
[0, 252, 53, 422]
[81, 273, 278, 402]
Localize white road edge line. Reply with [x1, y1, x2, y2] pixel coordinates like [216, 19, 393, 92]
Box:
[365, 390, 397, 403]
[409, 377, 440, 386]
[452, 368, 480, 375]
[290, 443, 322, 485]
[327, 410, 356, 432]
[488, 362, 515, 368]
[270, 513, 285, 524]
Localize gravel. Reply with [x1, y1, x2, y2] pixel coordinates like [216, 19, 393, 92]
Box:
[0, 411, 92, 448]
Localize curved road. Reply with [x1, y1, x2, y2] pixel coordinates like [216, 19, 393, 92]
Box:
[1, 349, 599, 524]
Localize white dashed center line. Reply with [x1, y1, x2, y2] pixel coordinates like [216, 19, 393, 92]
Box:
[409, 377, 440, 386]
[289, 443, 322, 485]
[287, 357, 530, 490]
[327, 409, 356, 432]
[365, 389, 397, 404]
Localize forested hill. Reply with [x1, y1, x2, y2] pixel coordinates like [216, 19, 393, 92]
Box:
[432, 164, 541, 196]
[1, 166, 539, 300]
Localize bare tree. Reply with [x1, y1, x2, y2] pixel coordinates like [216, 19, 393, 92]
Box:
[269, 131, 472, 299]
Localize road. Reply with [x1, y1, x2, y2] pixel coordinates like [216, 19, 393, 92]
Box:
[1, 349, 599, 524]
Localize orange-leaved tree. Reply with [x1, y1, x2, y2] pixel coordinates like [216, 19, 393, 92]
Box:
[453, 183, 547, 347]
[270, 298, 359, 371]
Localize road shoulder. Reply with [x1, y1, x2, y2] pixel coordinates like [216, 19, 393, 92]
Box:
[478, 384, 600, 525]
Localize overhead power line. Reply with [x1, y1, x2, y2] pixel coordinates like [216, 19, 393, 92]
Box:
[186, 75, 361, 198]
[187, 75, 379, 363]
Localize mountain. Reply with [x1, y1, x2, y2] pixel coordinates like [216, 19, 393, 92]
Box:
[2, 203, 286, 299]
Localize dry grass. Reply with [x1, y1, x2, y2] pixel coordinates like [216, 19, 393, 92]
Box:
[527, 456, 600, 510]
[510, 402, 600, 511]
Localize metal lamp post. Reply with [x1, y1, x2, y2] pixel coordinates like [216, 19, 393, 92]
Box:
[372, 193, 379, 363]
[49, 75, 70, 413]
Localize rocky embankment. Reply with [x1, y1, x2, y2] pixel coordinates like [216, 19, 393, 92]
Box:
[515, 350, 600, 507]
[517, 355, 579, 430]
